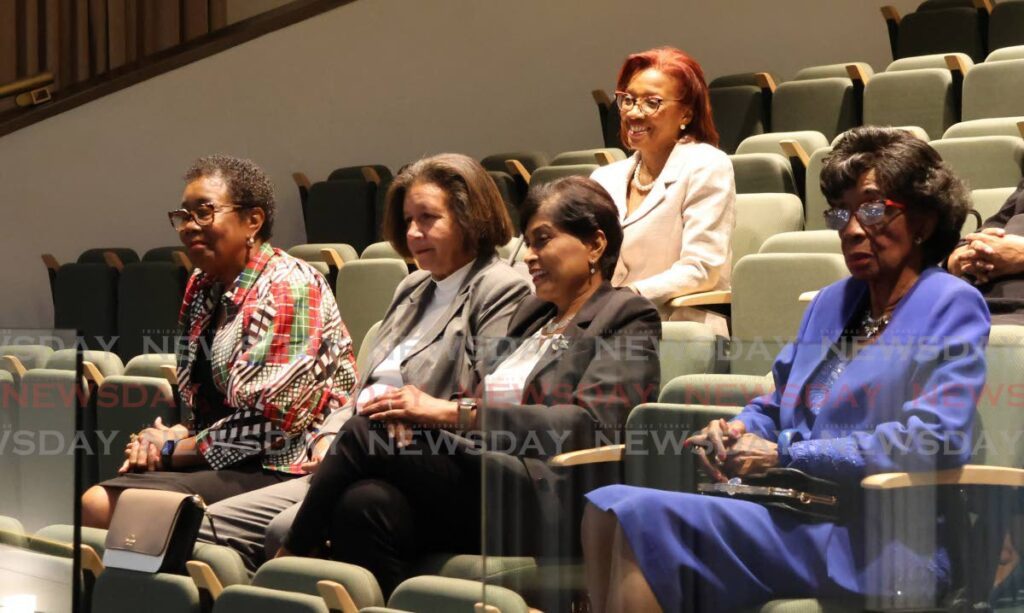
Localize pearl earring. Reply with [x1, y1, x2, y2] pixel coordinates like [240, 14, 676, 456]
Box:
[246, 236, 255, 247]
[589, 263, 596, 275]
[680, 123, 687, 131]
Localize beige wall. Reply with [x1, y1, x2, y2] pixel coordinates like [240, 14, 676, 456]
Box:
[0, 0, 921, 329]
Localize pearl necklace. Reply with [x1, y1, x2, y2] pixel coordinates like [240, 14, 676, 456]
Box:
[631, 158, 655, 193]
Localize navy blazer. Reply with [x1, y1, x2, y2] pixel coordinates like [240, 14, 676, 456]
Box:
[737, 266, 990, 486]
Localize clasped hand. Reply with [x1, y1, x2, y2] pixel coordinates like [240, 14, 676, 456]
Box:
[950, 227, 1024, 284]
[118, 417, 187, 474]
[358, 385, 458, 448]
[684, 418, 779, 482]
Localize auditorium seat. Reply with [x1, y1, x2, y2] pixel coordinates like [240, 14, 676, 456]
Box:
[708, 72, 775, 154]
[729, 153, 798, 196]
[986, 43, 1024, 62]
[359, 241, 403, 260]
[863, 53, 972, 140]
[759, 230, 842, 255]
[488, 169, 521, 223]
[116, 253, 190, 361]
[46, 348, 124, 378]
[659, 321, 720, 392]
[735, 131, 829, 199]
[0, 343, 54, 374]
[967, 186, 1017, 234]
[482, 151, 549, 211]
[46, 251, 126, 351]
[303, 180, 377, 253]
[882, 1, 989, 63]
[930, 135, 1024, 189]
[335, 259, 408, 351]
[943, 116, 1024, 138]
[142, 246, 187, 263]
[987, 1, 1024, 52]
[770, 63, 871, 140]
[732, 193, 806, 261]
[803, 145, 833, 230]
[549, 148, 626, 166]
[286, 243, 359, 292]
[591, 89, 626, 150]
[524, 163, 599, 187]
[961, 57, 1024, 120]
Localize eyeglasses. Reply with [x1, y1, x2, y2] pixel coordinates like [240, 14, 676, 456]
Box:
[823, 199, 906, 231]
[168, 202, 241, 231]
[614, 92, 681, 116]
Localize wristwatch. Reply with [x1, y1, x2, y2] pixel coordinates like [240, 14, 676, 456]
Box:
[457, 397, 478, 430]
[160, 439, 177, 470]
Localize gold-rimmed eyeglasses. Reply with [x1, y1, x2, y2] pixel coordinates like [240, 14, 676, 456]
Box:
[614, 91, 682, 116]
[168, 202, 242, 231]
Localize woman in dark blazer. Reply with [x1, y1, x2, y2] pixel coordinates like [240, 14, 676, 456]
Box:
[278, 176, 662, 596]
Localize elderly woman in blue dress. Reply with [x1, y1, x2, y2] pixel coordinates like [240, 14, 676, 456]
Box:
[582, 126, 991, 612]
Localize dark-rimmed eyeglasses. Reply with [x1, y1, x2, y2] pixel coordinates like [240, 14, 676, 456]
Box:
[168, 202, 242, 231]
[614, 92, 681, 116]
[823, 199, 906, 231]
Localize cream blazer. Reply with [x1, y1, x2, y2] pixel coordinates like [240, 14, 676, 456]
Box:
[590, 141, 735, 335]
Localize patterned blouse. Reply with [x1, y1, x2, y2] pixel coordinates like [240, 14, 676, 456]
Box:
[176, 243, 358, 473]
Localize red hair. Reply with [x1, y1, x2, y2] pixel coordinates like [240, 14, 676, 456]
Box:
[615, 47, 719, 148]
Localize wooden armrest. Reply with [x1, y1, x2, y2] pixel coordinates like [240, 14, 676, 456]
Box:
[321, 248, 345, 269]
[317, 580, 359, 613]
[591, 89, 612, 106]
[779, 140, 810, 169]
[595, 151, 617, 166]
[292, 172, 312, 190]
[172, 250, 193, 271]
[103, 251, 124, 272]
[1016, 120, 1024, 139]
[669, 290, 732, 309]
[973, 0, 993, 14]
[159, 364, 178, 387]
[845, 63, 870, 85]
[361, 166, 381, 185]
[505, 159, 531, 184]
[798, 290, 819, 303]
[861, 465, 1024, 490]
[81, 544, 104, 579]
[186, 560, 224, 600]
[82, 361, 104, 387]
[474, 605, 500, 613]
[944, 54, 971, 76]
[880, 5, 901, 23]
[755, 72, 777, 93]
[42, 253, 60, 272]
[1, 355, 27, 379]
[549, 444, 625, 467]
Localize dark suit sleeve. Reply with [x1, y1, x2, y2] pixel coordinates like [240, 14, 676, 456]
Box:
[480, 299, 662, 456]
[981, 179, 1024, 231]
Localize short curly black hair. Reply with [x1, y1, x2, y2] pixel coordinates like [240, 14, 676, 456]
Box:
[184, 154, 275, 241]
[820, 126, 969, 265]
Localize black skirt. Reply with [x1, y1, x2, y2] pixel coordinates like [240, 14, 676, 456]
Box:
[99, 459, 295, 506]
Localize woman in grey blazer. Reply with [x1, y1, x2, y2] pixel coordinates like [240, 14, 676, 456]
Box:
[196, 154, 530, 571]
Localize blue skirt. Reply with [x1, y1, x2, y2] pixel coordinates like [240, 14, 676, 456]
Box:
[586, 485, 949, 612]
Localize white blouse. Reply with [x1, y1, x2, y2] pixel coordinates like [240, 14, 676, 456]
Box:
[482, 329, 554, 406]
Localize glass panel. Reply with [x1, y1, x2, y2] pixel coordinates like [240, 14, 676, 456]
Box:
[0, 329, 81, 613]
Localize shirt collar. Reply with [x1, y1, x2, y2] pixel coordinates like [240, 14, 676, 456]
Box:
[431, 259, 474, 295]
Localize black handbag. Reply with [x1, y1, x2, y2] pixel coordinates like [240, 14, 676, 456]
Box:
[697, 468, 843, 521]
[102, 489, 206, 573]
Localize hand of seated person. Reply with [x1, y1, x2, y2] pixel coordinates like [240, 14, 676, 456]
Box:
[118, 438, 160, 474]
[359, 385, 458, 429]
[135, 417, 187, 448]
[964, 228, 1024, 282]
[722, 433, 779, 478]
[684, 418, 745, 482]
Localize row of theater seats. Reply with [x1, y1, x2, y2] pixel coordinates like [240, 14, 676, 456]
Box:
[882, 0, 1024, 64]
[5, 322, 1021, 611]
[291, 148, 627, 246]
[597, 42, 1024, 155]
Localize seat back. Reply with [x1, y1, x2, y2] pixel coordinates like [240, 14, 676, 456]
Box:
[46, 349, 124, 378]
[357, 320, 383, 374]
[735, 131, 830, 158]
[759, 230, 842, 254]
[550, 148, 626, 166]
[480, 151, 549, 174]
[360, 241, 404, 260]
[967, 187, 1018, 234]
[77, 248, 139, 265]
[943, 116, 1024, 138]
[659, 322, 719, 387]
[962, 58, 1024, 120]
[792, 62, 874, 81]
[864, 68, 955, 141]
[988, 4, 1024, 54]
[0, 344, 54, 372]
[733, 193, 805, 265]
[528, 164, 599, 187]
[708, 84, 767, 154]
[93, 568, 201, 613]
[117, 260, 187, 361]
[95, 375, 179, 480]
[142, 246, 187, 263]
[123, 353, 176, 378]
[0, 371, 20, 521]
[327, 164, 394, 183]
[52, 262, 119, 350]
[251, 557, 385, 609]
[772, 78, 859, 140]
[213, 586, 328, 613]
[930, 136, 1024, 189]
[729, 154, 798, 195]
[387, 575, 530, 613]
[304, 180, 377, 252]
[974, 325, 1024, 467]
[986, 43, 1024, 62]
[336, 260, 408, 351]
[895, 6, 985, 62]
[731, 253, 849, 375]
[286, 243, 359, 279]
[804, 145, 833, 230]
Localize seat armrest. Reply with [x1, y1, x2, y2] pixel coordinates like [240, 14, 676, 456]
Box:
[668, 290, 732, 309]
[861, 465, 1024, 490]
[549, 444, 625, 467]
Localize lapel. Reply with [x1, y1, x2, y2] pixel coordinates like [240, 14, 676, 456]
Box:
[621, 142, 690, 229]
[521, 282, 615, 387]
[360, 274, 434, 380]
[403, 255, 493, 363]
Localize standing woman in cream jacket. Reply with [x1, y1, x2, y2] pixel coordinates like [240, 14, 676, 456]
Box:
[591, 47, 735, 335]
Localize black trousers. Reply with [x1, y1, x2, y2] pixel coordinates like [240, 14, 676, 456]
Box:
[285, 416, 484, 596]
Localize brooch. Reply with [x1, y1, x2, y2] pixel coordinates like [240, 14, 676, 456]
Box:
[552, 335, 570, 352]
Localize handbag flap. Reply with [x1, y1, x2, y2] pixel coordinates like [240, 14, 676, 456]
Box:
[104, 489, 192, 557]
